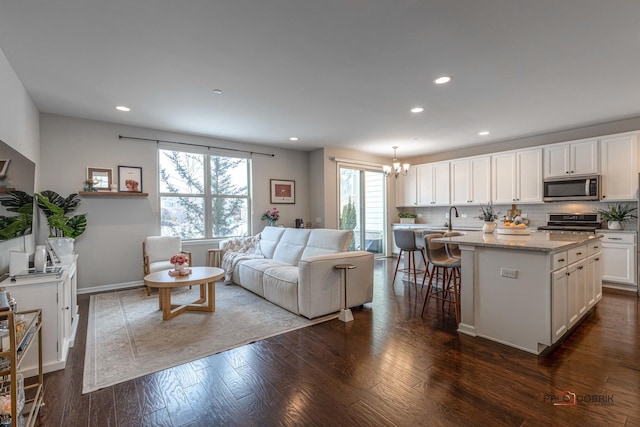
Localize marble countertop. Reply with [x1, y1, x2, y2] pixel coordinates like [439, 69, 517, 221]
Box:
[432, 230, 602, 252]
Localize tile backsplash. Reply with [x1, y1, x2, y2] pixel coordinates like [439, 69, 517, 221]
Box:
[400, 201, 638, 231]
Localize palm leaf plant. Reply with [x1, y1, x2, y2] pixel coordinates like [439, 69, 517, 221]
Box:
[35, 190, 87, 238]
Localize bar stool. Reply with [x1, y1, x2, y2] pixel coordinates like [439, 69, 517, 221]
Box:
[421, 233, 462, 324]
[392, 229, 427, 287]
[334, 263, 356, 322]
[207, 248, 223, 268]
[443, 231, 462, 259]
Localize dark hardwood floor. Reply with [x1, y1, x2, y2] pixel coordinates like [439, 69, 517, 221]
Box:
[34, 258, 639, 426]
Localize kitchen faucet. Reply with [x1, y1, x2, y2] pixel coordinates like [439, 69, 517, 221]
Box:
[448, 206, 459, 232]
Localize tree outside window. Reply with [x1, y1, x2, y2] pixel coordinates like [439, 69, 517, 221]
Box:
[159, 148, 249, 239]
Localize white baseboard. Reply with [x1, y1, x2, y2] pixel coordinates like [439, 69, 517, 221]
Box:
[602, 282, 637, 293]
[77, 280, 144, 295]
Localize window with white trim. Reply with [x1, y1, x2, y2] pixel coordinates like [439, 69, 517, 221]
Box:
[158, 146, 250, 239]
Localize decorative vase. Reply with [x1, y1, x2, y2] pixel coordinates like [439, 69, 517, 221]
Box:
[174, 263, 187, 272]
[34, 245, 47, 272]
[483, 221, 496, 233]
[607, 220, 624, 230]
[269, 220, 276, 226]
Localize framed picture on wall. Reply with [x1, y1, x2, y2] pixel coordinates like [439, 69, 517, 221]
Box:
[118, 166, 143, 192]
[270, 179, 295, 204]
[87, 167, 113, 191]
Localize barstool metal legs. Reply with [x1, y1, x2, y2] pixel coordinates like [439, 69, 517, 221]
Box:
[392, 249, 428, 287]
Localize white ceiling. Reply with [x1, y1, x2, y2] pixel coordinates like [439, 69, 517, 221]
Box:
[1, 0, 640, 158]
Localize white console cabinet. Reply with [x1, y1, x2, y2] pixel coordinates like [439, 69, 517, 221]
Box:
[1, 256, 78, 376]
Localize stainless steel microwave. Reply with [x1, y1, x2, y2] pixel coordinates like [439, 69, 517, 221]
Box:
[543, 175, 601, 202]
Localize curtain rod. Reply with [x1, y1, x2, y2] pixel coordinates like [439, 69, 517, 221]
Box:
[118, 135, 275, 157]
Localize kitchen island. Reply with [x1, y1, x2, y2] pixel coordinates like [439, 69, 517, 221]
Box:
[433, 231, 603, 355]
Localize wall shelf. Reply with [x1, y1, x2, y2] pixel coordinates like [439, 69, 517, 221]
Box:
[79, 191, 148, 197]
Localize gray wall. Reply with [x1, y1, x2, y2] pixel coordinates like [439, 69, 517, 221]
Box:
[39, 114, 311, 291]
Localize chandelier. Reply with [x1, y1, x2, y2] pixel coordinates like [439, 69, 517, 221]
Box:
[382, 146, 410, 179]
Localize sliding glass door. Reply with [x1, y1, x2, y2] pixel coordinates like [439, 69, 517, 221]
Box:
[338, 165, 385, 255]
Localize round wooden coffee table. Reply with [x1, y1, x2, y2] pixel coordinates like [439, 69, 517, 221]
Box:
[143, 266, 224, 320]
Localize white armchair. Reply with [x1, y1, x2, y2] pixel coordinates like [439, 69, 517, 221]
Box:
[143, 236, 192, 295]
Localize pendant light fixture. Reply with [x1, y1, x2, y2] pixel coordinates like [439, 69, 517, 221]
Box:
[382, 146, 410, 179]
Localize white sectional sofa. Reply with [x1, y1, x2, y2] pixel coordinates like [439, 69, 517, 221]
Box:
[221, 226, 374, 319]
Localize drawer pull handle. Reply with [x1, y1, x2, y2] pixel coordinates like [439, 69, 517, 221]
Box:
[558, 258, 565, 262]
[595, 258, 600, 261]
[578, 266, 584, 270]
[576, 252, 582, 255]
[609, 237, 623, 241]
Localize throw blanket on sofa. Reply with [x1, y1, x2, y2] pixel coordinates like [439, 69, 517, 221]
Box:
[220, 234, 263, 283]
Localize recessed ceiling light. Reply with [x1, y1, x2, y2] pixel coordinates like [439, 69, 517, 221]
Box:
[410, 107, 424, 113]
[115, 105, 131, 112]
[434, 76, 451, 85]
[212, 89, 223, 94]
[289, 137, 299, 141]
[479, 131, 490, 136]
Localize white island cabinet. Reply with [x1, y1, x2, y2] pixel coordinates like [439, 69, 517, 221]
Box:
[1, 256, 79, 376]
[433, 232, 602, 355]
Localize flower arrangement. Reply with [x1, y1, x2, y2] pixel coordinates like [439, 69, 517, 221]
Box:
[261, 207, 280, 222]
[83, 178, 98, 192]
[170, 253, 189, 265]
[476, 203, 502, 222]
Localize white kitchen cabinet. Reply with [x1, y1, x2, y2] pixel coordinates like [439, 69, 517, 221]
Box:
[1, 256, 78, 376]
[587, 252, 603, 309]
[600, 133, 639, 201]
[492, 148, 543, 204]
[600, 232, 636, 285]
[543, 139, 599, 178]
[450, 155, 491, 205]
[551, 243, 592, 342]
[551, 267, 568, 343]
[567, 257, 587, 328]
[395, 166, 417, 207]
[417, 161, 450, 206]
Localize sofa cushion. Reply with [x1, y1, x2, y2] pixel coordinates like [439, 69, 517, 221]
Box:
[263, 266, 300, 314]
[237, 258, 289, 296]
[301, 229, 353, 259]
[258, 226, 286, 259]
[271, 228, 311, 266]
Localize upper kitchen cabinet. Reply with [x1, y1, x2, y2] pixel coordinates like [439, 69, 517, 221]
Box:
[543, 139, 599, 178]
[417, 161, 450, 206]
[395, 165, 417, 207]
[450, 155, 491, 205]
[600, 132, 639, 201]
[492, 148, 543, 204]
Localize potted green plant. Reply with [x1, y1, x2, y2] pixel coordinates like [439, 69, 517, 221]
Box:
[35, 190, 87, 238]
[594, 203, 637, 230]
[398, 212, 417, 224]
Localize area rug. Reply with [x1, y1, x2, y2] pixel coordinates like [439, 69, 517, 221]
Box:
[83, 283, 337, 393]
